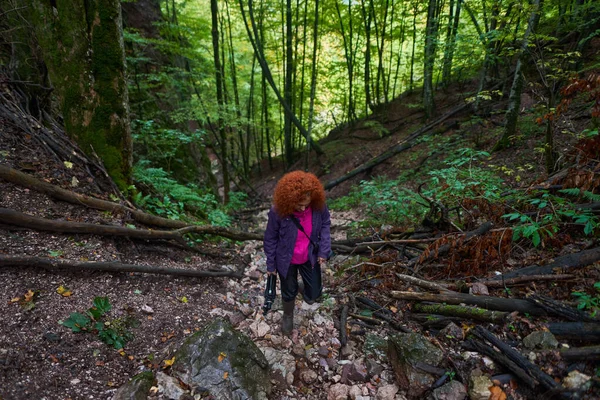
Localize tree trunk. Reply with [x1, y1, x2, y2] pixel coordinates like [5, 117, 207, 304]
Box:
[423, 0, 439, 119]
[284, 0, 294, 168]
[442, 0, 462, 85]
[10, 0, 132, 189]
[211, 0, 230, 204]
[494, 0, 542, 151]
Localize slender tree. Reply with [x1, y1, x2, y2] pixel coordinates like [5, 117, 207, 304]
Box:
[494, 0, 543, 152]
[423, 0, 440, 119]
[211, 0, 230, 203]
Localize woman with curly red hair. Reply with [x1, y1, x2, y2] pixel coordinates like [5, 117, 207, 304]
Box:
[264, 171, 331, 335]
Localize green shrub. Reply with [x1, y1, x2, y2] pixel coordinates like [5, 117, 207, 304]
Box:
[61, 297, 137, 350]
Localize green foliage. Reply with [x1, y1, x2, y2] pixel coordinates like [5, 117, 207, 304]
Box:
[362, 120, 389, 138]
[329, 176, 428, 229]
[503, 190, 600, 247]
[133, 161, 228, 226]
[426, 148, 504, 207]
[572, 282, 600, 316]
[61, 297, 135, 350]
[330, 148, 503, 230]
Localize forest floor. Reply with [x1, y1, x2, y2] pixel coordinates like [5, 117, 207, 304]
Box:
[1, 69, 600, 400]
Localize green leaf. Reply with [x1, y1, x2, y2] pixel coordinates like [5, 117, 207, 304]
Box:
[62, 312, 91, 332]
[531, 231, 541, 247]
[93, 297, 112, 314]
[359, 309, 373, 317]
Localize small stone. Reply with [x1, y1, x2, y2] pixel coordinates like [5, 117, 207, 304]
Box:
[141, 305, 154, 314]
[328, 383, 350, 400]
[318, 346, 330, 357]
[300, 369, 318, 384]
[376, 383, 399, 400]
[563, 370, 591, 390]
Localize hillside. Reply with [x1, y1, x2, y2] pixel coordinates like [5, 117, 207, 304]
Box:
[1, 61, 600, 400]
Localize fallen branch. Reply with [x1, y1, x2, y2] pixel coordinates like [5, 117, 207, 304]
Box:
[0, 208, 262, 242]
[349, 313, 385, 326]
[528, 294, 599, 322]
[390, 290, 547, 316]
[355, 296, 410, 332]
[494, 247, 600, 280]
[445, 274, 576, 290]
[462, 339, 536, 388]
[0, 164, 183, 229]
[394, 273, 452, 292]
[547, 322, 600, 341]
[0, 165, 263, 241]
[472, 326, 561, 393]
[411, 303, 508, 323]
[0, 255, 242, 278]
[340, 305, 349, 346]
[556, 345, 600, 360]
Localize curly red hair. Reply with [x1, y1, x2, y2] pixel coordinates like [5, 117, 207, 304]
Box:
[273, 171, 326, 216]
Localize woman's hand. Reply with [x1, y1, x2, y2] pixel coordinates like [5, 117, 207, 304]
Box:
[318, 257, 326, 265]
[267, 270, 276, 275]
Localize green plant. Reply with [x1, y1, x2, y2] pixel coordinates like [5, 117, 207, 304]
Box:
[60, 297, 136, 349]
[504, 190, 600, 247]
[572, 282, 600, 316]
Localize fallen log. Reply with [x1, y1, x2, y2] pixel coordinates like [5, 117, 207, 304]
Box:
[0, 165, 264, 240]
[528, 294, 599, 322]
[557, 345, 600, 360]
[411, 303, 508, 323]
[0, 255, 242, 278]
[0, 164, 184, 229]
[462, 339, 536, 388]
[0, 208, 262, 242]
[390, 290, 547, 316]
[546, 322, 600, 341]
[494, 247, 600, 280]
[394, 273, 452, 292]
[349, 313, 384, 326]
[472, 326, 561, 393]
[445, 274, 576, 291]
[324, 102, 471, 190]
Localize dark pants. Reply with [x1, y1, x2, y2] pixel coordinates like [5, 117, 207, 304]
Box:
[279, 261, 322, 303]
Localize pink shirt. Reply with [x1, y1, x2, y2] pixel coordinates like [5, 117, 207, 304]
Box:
[291, 207, 312, 264]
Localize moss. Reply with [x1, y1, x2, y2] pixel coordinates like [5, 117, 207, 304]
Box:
[25, 1, 132, 190]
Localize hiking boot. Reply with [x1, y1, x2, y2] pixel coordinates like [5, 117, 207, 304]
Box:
[281, 300, 295, 336]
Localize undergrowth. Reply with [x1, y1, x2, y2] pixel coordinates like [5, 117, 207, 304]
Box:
[132, 160, 247, 227]
[329, 148, 503, 232]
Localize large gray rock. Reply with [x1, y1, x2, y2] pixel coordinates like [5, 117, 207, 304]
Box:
[171, 318, 271, 400]
[113, 371, 155, 400]
[388, 333, 444, 399]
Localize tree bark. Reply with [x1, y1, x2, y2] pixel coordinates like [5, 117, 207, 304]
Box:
[12, 0, 133, 189]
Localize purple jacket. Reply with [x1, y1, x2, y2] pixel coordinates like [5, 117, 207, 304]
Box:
[264, 205, 331, 278]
